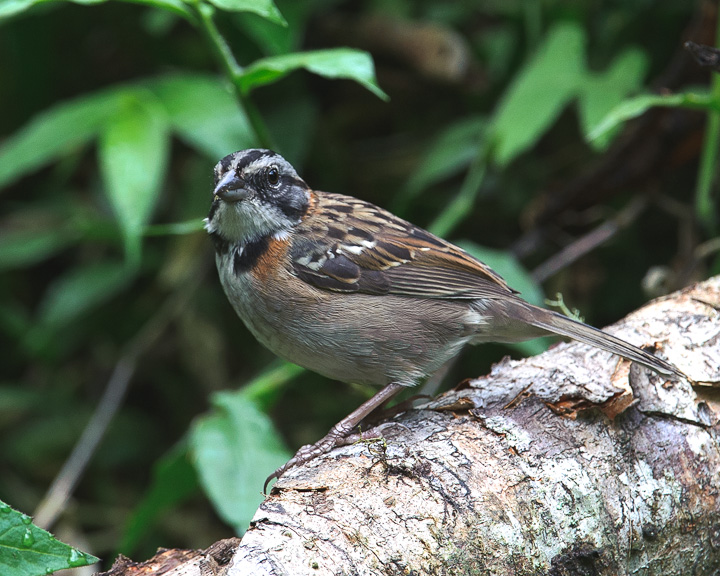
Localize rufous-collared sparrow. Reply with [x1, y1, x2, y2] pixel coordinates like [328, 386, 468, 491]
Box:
[205, 149, 682, 489]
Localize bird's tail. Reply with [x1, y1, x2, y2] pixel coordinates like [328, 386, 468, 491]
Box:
[504, 299, 683, 379]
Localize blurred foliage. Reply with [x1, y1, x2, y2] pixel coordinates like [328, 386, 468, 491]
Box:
[1, 0, 719, 571]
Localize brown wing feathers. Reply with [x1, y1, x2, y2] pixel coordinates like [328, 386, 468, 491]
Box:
[291, 191, 516, 300]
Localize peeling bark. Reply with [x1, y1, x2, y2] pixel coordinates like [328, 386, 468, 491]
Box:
[104, 277, 720, 576]
[99, 538, 241, 576]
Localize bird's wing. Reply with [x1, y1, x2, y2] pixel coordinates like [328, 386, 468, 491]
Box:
[290, 192, 517, 300]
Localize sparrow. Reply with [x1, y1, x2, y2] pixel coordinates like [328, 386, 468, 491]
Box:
[205, 149, 683, 489]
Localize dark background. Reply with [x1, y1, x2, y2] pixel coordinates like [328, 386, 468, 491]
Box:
[0, 0, 717, 568]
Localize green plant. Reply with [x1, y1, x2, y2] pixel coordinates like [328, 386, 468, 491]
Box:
[0, 500, 97, 574]
[1, 1, 715, 570]
[0, 0, 387, 569]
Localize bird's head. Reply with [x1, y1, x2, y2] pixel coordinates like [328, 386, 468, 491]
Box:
[205, 149, 310, 245]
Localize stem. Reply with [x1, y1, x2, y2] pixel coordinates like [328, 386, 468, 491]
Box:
[242, 95, 276, 151]
[195, 2, 243, 79]
[145, 219, 205, 236]
[193, 2, 274, 149]
[34, 262, 211, 530]
[695, 17, 720, 234]
[33, 357, 136, 530]
[428, 150, 488, 238]
[696, 112, 720, 233]
[530, 196, 648, 283]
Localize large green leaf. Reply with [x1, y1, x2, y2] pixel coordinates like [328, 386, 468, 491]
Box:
[233, 13, 291, 56]
[72, 0, 192, 15]
[491, 23, 585, 166]
[98, 90, 170, 265]
[0, 0, 61, 19]
[0, 501, 98, 575]
[0, 0, 192, 23]
[149, 74, 256, 159]
[0, 0, 38, 18]
[189, 391, 290, 533]
[0, 89, 123, 190]
[238, 48, 388, 100]
[119, 0, 193, 17]
[205, 0, 286, 25]
[232, 0, 311, 55]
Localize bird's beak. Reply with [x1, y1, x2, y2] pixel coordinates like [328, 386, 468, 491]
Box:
[213, 171, 249, 203]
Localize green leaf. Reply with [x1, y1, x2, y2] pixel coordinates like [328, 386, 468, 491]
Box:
[0, 0, 44, 19]
[233, 12, 291, 56]
[0, 89, 123, 189]
[578, 48, 648, 150]
[238, 48, 388, 100]
[117, 0, 194, 18]
[397, 116, 486, 212]
[0, 227, 76, 272]
[491, 22, 586, 166]
[0, 0, 76, 19]
[119, 441, 199, 555]
[206, 0, 286, 26]
[0, 0, 193, 18]
[149, 74, 255, 159]
[98, 90, 170, 265]
[0, 501, 98, 575]
[122, 363, 301, 550]
[231, 0, 311, 55]
[36, 261, 135, 328]
[240, 361, 305, 411]
[189, 391, 290, 533]
[587, 90, 716, 143]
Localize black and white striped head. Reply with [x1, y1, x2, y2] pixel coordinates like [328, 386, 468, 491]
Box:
[205, 149, 310, 245]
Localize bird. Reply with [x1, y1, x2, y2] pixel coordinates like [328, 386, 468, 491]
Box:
[204, 149, 683, 490]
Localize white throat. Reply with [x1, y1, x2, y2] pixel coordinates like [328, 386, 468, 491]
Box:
[205, 198, 296, 247]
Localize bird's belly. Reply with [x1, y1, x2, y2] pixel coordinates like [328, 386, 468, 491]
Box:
[217, 258, 483, 387]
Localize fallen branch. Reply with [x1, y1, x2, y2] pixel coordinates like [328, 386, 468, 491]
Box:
[103, 276, 720, 576]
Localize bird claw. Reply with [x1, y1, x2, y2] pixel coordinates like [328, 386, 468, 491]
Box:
[263, 382, 407, 494]
[263, 434, 343, 493]
[263, 426, 393, 493]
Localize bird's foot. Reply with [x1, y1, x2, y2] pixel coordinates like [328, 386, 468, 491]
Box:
[264, 423, 381, 493]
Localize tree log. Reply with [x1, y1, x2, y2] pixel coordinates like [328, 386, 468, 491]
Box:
[104, 276, 720, 576]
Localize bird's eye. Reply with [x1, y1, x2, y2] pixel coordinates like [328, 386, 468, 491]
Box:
[267, 166, 280, 186]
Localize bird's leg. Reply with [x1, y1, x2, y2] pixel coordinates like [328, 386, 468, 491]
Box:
[265, 382, 406, 492]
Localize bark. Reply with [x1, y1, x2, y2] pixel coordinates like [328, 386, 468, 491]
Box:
[104, 277, 720, 576]
[99, 539, 241, 576]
